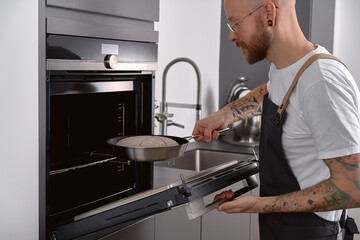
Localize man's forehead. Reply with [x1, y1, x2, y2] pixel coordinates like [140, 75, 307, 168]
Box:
[225, 0, 262, 9]
[224, 0, 247, 20]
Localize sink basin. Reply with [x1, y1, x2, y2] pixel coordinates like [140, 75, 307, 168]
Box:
[155, 149, 253, 172]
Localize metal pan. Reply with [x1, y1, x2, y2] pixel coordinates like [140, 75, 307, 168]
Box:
[107, 135, 189, 162]
[107, 128, 229, 162]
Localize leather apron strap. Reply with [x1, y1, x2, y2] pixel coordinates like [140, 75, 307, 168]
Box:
[273, 53, 346, 125]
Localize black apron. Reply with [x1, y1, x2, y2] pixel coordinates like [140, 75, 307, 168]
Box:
[258, 53, 359, 240]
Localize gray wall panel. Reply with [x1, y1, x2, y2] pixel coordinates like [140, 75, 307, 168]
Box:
[310, 0, 335, 53]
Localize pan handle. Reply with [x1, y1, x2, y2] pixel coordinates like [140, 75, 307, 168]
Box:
[184, 127, 229, 140]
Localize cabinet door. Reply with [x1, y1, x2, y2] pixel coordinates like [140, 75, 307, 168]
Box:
[47, 0, 159, 21]
[250, 174, 260, 240]
[201, 180, 252, 240]
[102, 216, 155, 240]
[155, 206, 201, 240]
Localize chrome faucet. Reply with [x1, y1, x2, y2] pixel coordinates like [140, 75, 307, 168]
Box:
[160, 57, 202, 135]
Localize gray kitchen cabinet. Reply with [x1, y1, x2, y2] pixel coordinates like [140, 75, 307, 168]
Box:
[102, 217, 155, 240]
[250, 212, 259, 240]
[201, 180, 253, 240]
[202, 209, 251, 240]
[155, 205, 201, 240]
[46, 0, 159, 43]
[47, 0, 159, 21]
[250, 174, 260, 240]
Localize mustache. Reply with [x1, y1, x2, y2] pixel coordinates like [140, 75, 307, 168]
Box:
[235, 41, 246, 48]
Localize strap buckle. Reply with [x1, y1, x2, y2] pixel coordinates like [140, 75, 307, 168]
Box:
[273, 112, 282, 125]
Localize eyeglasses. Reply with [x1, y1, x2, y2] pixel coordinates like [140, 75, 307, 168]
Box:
[227, 4, 264, 33]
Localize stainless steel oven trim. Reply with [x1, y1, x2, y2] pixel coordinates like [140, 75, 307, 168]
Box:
[49, 81, 134, 95]
[47, 59, 157, 71]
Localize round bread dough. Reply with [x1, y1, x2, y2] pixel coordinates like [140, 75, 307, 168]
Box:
[116, 136, 179, 148]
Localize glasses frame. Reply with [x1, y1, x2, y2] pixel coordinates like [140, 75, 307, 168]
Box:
[227, 4, 264, 33]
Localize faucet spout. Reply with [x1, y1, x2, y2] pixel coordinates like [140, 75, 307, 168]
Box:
[160, 57, 202, 135]
[162, 57, 202, 106]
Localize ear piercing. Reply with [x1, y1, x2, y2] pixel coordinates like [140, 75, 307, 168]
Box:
[268, 20, 273, 26]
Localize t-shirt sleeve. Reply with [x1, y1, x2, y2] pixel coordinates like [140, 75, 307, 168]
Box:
[301, 69, 360, 160]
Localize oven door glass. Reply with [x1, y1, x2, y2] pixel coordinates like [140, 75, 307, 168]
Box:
[49, 90, 138, 221]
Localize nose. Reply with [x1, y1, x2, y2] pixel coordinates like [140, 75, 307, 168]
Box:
[229, 30, 238, 42]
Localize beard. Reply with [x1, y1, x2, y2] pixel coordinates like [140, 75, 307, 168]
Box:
[236, 18, 272, 65]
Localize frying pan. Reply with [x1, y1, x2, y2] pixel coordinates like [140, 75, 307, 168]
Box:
[107, 128, 229, 162]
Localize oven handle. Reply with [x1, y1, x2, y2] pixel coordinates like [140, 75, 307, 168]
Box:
[185, 174, 258, 220]
[47, 59, 157, 71]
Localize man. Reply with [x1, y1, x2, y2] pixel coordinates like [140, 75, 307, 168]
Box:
[192, 0, 360, 239]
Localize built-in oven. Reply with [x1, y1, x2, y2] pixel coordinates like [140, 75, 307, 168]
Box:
[46, 35, 156, 238]
[46, 35, 259, 240]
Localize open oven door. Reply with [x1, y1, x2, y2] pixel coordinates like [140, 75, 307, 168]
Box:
[50, 156, 258, 240]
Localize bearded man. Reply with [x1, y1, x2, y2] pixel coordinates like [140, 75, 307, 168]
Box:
[192, 0, 360, 239]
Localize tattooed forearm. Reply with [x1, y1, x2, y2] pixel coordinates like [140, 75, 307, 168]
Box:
[263, 180, 350, 213]
[262, 153, 360, 213]
[227, 83, 268, 121]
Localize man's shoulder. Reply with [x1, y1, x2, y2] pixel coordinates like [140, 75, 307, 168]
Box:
[299, 55, 351, 90]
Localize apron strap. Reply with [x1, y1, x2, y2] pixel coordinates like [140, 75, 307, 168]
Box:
[273, 53, 347, 125]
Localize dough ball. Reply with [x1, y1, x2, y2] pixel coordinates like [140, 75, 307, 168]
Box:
[116, 136, 179, 148]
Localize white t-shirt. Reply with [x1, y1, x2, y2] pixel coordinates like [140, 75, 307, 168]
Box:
[267, 45, 360, 222]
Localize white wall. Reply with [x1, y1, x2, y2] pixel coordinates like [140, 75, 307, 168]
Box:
[0, 1, 39, 239]
[154, 0, 222, 136]
[333, 0, 360, 87]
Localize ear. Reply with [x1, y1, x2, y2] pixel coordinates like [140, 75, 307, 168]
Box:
[263, 2, 277, 26]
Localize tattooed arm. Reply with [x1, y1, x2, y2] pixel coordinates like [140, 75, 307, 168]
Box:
[216, 153, 360, 214]
[227, 83, 268, 121]
[192, 83, 268, 142]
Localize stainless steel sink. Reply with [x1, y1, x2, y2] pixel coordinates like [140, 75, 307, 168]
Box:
[155, 149, 253, 172]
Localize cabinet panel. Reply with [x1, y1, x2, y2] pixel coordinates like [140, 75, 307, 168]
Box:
[250, 174, 260, 240]
[201, 181, 252, 240]
[102, 217, 155, 240]
[47, 0, 159, 21]
[155, 206, 201, 240]
[202, 210, 251, 240]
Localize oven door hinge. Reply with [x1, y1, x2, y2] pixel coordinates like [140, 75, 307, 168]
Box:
[175, 174, 192, 204]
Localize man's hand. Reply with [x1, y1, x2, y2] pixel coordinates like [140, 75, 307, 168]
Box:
[192, 108, 233, 142]
[218, 195, 259, 213]
[214, 190, 259, 213]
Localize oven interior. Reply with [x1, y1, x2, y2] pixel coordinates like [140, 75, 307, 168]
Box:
[47, 74, 154, 228]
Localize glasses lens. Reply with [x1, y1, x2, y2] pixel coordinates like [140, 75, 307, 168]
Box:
[227, 22, 235, 32]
